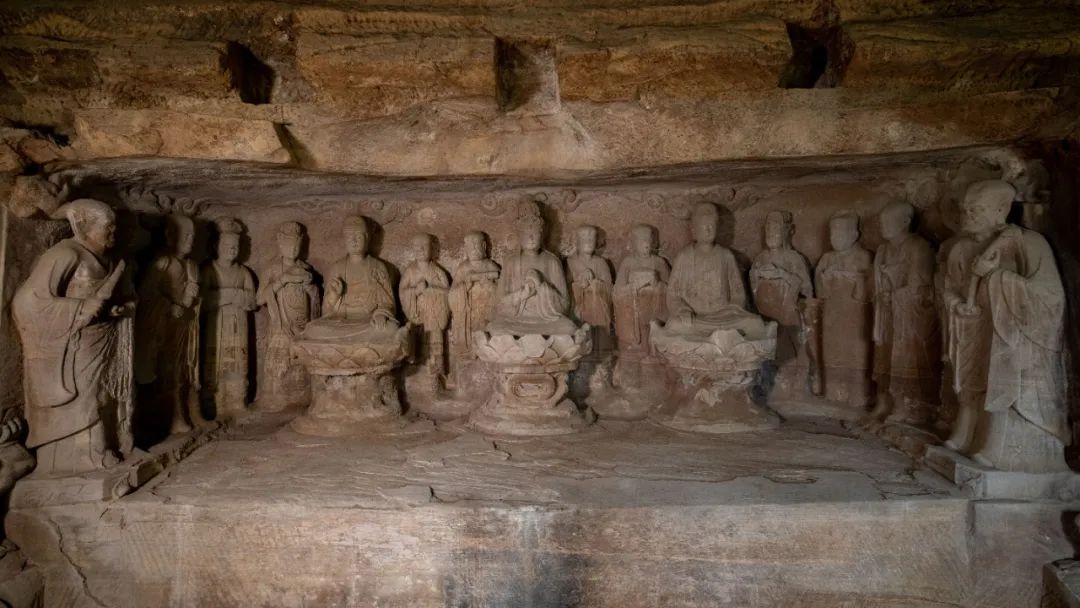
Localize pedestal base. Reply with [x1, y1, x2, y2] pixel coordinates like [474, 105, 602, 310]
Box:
[408, 359, 491, 421]
[651, 369, 779, 434]
[925, 445, 1080, 500]
[593, 356, 668, 421]
[467, 364, 594, 436]
[291, 372, 405, 436]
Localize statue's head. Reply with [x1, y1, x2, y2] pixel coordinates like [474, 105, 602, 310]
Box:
[412, 233, 435, 262]
[343, 216, 370, 255]
[518, 215, 544, 253]
[576, 225, 598, 256]
[464, 231, 488, 262]
[879, 202, 914, 242]
[961, 180, 1014, 235]
[216, 218, 243, 263]
[66, 199, 115, 253]
[764, 210, 793, 250]
[691, 203, 719, 245]
[165, 214, 195, 257]
[828, 212, 860, 252]
[631, 224, 657, 256]
[276, 221, 304, 260]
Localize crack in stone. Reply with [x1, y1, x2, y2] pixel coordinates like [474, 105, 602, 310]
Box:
[42, 512, 112, 608]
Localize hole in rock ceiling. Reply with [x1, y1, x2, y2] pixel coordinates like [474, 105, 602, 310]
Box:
[219, 41, 275, 105]
[494, 38, 561, 115]
[778, 23, 853, 89]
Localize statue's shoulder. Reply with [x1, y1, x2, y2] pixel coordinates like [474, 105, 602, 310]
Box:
[43, 238, 83, 263]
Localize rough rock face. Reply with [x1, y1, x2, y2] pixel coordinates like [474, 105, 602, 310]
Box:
[0, 1, 1077, 174]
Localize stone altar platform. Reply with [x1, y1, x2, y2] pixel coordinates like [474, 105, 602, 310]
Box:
[7, 413, 1074, 608]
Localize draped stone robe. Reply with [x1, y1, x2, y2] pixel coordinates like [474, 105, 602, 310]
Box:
[490, 249, 573, 335]
[814, 246, 874, 407]
[666, 244, 756, 334]
[201, 260, 256, 409]
[947, 227, 1070, 472]
[750, 247, 812, 363]
[613, 254, 669, 354]
[13, 238, 128, 471]
[448, 259, 499, 355]
[257, 259, 320, 404]
[567, 254, 614, 351]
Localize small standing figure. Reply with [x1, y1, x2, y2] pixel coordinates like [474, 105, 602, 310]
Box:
[400, 233, 451, 387]
[566, 225, 615, 351]
[866, 202, 940, 428]
[750, 211, 814, 390]
[256, 222, 320, 411]
[136, 213, 206, 435]
[814, 212, 874, 409]
[13, 199, 134, 475]
[613, 224, 670, 356]
[200, 218, 257, 418]
[448, 231, 500, 358]
[943, 180, 1069, 472]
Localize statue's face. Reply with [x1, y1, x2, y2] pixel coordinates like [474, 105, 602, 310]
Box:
[879, 207, 910, 241]
[218, 234, 240, 263]
[692, 214, 717, 245]
[171, 220, 194, 257]
[465, 236, 486, 261]
[413, 237, 433, 261]
[82, 213, 116, 251]
[520, 226, 542, 252]
[278, 235, 301, 259]
[960, 191, 1006, 234]
[632, 229, 654, 256]
[344, 225, 368, 255]
[764, 215, 786, 249]
[577, 229, 597, 255]
[829, 218, 858, 251]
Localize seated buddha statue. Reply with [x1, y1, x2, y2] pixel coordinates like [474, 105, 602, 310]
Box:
[301, 215, 400, 342]
[487, 212, 578, 336]
[665, 202, 766, 339]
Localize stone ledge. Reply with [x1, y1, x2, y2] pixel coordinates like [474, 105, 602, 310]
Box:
[925, 444, 1080, 501]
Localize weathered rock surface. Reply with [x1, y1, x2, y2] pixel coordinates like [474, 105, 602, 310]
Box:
[0, 2, 1077, 173]
[6, 414, 1072, 607]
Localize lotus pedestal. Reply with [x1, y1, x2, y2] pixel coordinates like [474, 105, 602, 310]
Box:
[468, 328, 594, 436]
[650, 322, 780, 434]
[290, 326, 412, 436]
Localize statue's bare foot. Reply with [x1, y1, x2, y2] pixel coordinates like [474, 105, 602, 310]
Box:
[169, 419, 193, 435]
[101, 451, 121, 468]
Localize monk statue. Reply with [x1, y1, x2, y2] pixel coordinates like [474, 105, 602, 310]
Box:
[200, 218, 257, 417]
[566, 225, 615, 351]
[666, 202, 762, 337]
[136, 213, 206, 435]
[750, 210, 814, 392]
[942, 179, 1069, 472]
[13, 199, 135, 475]
[814, 212, 874, 409]
[613, 224, 670, 357]
[866, 202, 940, 428]
[256, 222, 320, 411]
[400, 233, 451, 386]
[448, 231, 500, 357]
[303, 215, 399, 341]
[488, 211, 576, 336]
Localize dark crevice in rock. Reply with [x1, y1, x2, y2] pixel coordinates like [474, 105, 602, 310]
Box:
[5, 121, 69, 148]
[272, 123, 314, 169]
[778, 23, 853, 89]
[494, 38, 560, 115]
[219, 41, 275, 105]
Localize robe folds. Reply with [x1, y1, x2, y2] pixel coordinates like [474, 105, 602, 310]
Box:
[13, 239, 124, 449]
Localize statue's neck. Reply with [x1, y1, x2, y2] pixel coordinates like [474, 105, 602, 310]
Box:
[694, 241, 715, 253]
[347, 253, 368, 262]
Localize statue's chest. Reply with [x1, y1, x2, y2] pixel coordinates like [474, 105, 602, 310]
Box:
[66, 255, 109, 299]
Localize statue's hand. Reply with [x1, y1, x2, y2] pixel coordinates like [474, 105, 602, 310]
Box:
[418, 279, 429, 291]
[110, 302, 135, 318]
[972, 250, 999, 278]
[954, 300, 979, 318]
[0, 417, 23, 445]
[371, 310, 394, 329]
[327, 277, 344, 297]
[183, 281, 200, 302]
[169, 302, 186, 319]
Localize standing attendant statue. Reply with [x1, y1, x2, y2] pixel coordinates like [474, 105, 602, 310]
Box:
[866, 202, 940, 429]
[13, 199, 134, 475]
[200, 218, 257, 418]
[256, 222, 320, 411]
[613, 224, 670, 357]
[942, 180, 1069, 472]
[566, 225, 616, 398]
[400, 233, 451, 388]
[448, 231, 500, 359]
[814, 212, 874, 410]
[750, 210, 814, 393]
[136, 214, 206, 435]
